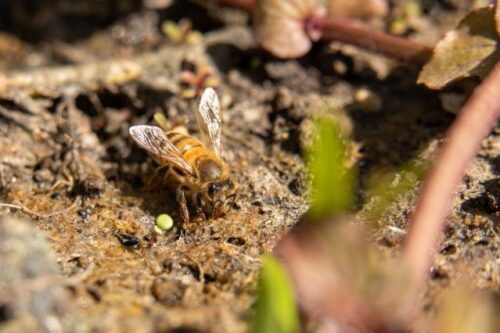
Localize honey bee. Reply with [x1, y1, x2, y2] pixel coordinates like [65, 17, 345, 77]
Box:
[129, 88, 236, 222]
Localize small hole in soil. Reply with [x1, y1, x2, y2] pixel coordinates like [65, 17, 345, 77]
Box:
[96, 89, 133, 111]
[203, 273, 217, 283]
[75, 94, 98, 117]
[440, 244, 456, 255]
[475, 239, 489, 246]
[180, 262, 200, 281]
[0, 302, 14, 322]
[430, 266, 448, 280]
[86, 285, 102, 302]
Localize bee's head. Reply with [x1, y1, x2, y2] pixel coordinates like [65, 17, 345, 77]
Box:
[200, 178, 236, 219]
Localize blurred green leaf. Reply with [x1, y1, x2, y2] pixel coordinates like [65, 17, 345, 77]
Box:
[252, 256, 299, 333]
[418, 6, 500, 89]
[427, 285, 495, 333]
[363, 162, 425, 226]
[306, 117, 355, 219]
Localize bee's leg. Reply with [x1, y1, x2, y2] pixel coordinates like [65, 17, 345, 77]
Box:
[176, 187, 190, 224]
[192, 193, 206, 222]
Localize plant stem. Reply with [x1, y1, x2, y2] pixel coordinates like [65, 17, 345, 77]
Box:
[403, 62, 500, 284]
[315, 17, 432, 65]
[217, 0, 433, 65]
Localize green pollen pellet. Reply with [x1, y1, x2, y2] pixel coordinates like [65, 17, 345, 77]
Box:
[156, 214, 174, 231]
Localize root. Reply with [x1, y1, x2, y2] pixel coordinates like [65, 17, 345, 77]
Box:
[0, 196, 81, 219]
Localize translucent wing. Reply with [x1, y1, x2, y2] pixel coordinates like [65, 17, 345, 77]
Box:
[129, 125, 194, 175]
[196, 88, 222, 158]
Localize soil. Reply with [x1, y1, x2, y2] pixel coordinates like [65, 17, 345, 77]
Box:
[0, 1, 498, 332]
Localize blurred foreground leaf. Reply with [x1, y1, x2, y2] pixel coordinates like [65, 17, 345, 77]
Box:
[418, 5, 500, 89]
[426, 285, 496, 333]
[363, 162, 426, 227]
[252, 256, 299, 333]
[306, 117, 355, 219]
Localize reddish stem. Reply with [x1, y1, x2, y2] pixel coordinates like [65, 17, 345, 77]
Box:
[404, 62, 500, 284]
[218, 0, 432, 65]
[315, 16, 432, 65]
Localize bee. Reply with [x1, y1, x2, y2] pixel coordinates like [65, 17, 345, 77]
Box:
[129, 88, 236, 222]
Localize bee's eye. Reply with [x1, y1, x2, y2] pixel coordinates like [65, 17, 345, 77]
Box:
[208, 182, 220, 197]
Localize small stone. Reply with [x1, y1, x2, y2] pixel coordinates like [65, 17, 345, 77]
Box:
[115, 232, 140, 246]
[353, 88, 382, 113]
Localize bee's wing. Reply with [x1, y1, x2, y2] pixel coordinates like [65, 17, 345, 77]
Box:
[196, 88, 222, 158]
[129, 125, 194, 175]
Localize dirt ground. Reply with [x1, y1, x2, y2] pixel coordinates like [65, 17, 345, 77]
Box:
[0, 1, 498, 332]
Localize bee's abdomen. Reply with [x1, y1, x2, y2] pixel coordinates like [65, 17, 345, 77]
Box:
[166, 132, 213, 170]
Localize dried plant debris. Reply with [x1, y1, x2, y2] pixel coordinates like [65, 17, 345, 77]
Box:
[418, 5, 500, 89]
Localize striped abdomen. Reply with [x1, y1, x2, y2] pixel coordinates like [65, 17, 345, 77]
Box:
[166, 131, 224, 181]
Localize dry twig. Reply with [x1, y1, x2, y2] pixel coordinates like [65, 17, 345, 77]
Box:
[0, 196, 81, 218]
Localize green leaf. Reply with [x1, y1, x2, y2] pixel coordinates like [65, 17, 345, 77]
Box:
[252, 256, 299, 333]
[418, 6, 500, 89]
[306, 117, 355, 219]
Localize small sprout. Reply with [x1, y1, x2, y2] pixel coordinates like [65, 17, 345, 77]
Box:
[153, 112, 170, 131]
[156, 213, 174, 232]
[162, 19, 203, 45]
[179, 63, 220, 98]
